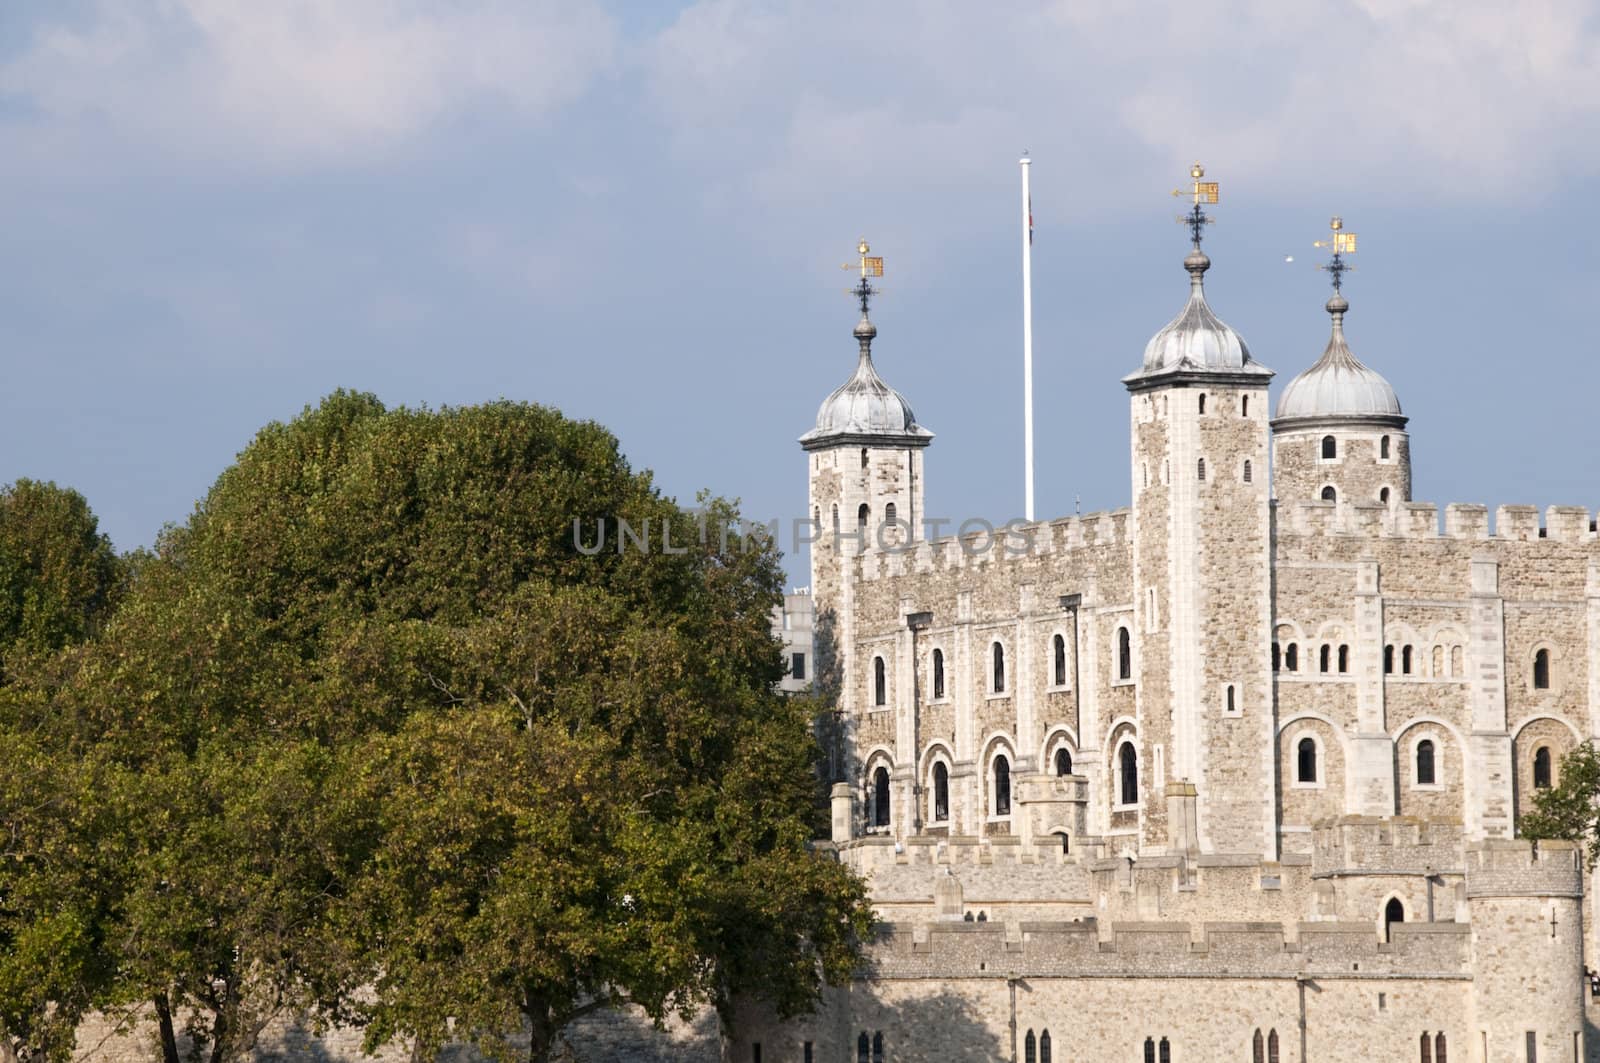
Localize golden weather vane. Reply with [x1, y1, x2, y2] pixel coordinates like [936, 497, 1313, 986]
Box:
[841, 238, 884, 315]
[1171, 162, 1219, 247]
[1313, 216, 1358, 292]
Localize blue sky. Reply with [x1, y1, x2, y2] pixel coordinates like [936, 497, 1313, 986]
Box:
[0, 1, 1596, 586]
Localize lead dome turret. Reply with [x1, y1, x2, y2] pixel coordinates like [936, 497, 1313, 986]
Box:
[1273, 294, 1404, 425]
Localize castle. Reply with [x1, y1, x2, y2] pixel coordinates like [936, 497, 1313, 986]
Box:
[734, 176, 1600, 1062]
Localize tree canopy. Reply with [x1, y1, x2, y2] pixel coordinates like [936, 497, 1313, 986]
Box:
[0, 392, 870, 1063]
[1521, 741, 1600, 868]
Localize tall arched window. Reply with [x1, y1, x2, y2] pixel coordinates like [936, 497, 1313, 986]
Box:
[1381, 435, 1391, 459]
[1432, 645, 1444, 676]
[932, 762, 949, 822]
[1338, 645, 1350, 673]
[832, 505, 839, 534]
[1267, 1030, 1279, 1063]
[1026, 1030, 1037, 1063]
[1384, 897, 1404, 941]
[1296, 737, 1318, 783]
[1534, 648, 1551, 690]
[1242, 394, 1250, 416]
[992, 642, 1006, 693]
[1380, 487, 1391, 503]
[1321, 485, 1337, 502]
[1385, 644, 1395, 674]
[1319, 644, 1331, 673]
[871, 1032, 883, 1063]
[1118, 627, 1132, 681]
[1159, 1037, 1170, 1063]
[1272, 642, 1281, 671]
[1402, 645, 1414, 674]
[871, 767, 890, 828]
[993, 754, 1011, 816]
[1055, 747, 1072, 776]
[883, 502, 896, 530]
[1243, 459, 1253, 483]
[1434, 1032, 1446, 1063]
[857, 1033, 869, 1063]
[1197, 457, 1206, 481]
[1416, 739, 1436, 785]
[856, 503, 869, 539]
[1420, 1031, 1432, 1063]
[1285, 644, 1298, 672]
[1144, 1039, 1155, 1063]
[1254, 1030, 1264, 1063]
[1226, 684, 1237, 713]
[1119, 742, 1139, 806]
[1198, 393, 1206, 414]
[1053, 633, 1067, 686]
[1321, 435, 1337, 459]
[873, 657, 886, 706]
[1534, 746, 1553, 790]
[932, 648, 945, 700]
[1039, 1030, 1051, 1063]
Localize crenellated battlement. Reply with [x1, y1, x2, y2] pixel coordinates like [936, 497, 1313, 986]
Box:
[863, 508, 1132, 581]
[1312, 816, 1463, 876]
[1463, 837, 1584, 899]
[1274, 500, 1599, 543]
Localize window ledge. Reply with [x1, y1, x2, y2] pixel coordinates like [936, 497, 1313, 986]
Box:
[1111, 802, 1140, 813]
[1409, 783, 1445, 793]
[1111, 678, 1136, 689]
[1045, 684, 1072, 694]
[1290, 780, 1326, 790]
[984, 692, 1011, 701]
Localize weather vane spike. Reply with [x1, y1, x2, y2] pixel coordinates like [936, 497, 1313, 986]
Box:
[1313, 215, 1358, 293]
[1170, 162, 1219, 249]
[840, 237, 884, 316]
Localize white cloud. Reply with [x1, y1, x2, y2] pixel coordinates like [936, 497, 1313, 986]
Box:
[0, 0, 618, 169]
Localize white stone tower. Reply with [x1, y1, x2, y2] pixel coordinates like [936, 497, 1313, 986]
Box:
[1272, 217, 1411, 507]
[1121, 165, 1277, 857]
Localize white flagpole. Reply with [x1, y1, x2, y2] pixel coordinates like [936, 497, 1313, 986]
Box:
[1020, 154, 1035, 523]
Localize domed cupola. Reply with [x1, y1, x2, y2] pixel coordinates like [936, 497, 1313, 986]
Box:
[799, 247, 933, 451]
[1273, 291, 1404, 427]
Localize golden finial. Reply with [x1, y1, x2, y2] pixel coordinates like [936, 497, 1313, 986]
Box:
[1172, 163, 1219, 248]
[841, 238, 884, 315]
[1313, 215, 1358, 292]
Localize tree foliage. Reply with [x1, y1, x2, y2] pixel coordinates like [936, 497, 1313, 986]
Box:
[1521, 741, 1600, 868]
[0, 392, 871, 1063]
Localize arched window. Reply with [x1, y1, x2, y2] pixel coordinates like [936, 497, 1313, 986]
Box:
[857, 503, 869, 538]
[1057, 830, 1070, 854]
[1118, 627, 1132, 681]
[932, 648, 945, 700]
[1321, 485, 1337, 502]
[1534, 648, 1551, 690]
[993, 754, 1011, 816]
[1402, 645, 1414, 675]
[992, 642, 1006, 693]
[872, 767, 890, 828]
[1254, 1030, 1264, 1063]
[1338, 645, 1350, 673]
[1420, 1031, 1432, 1063]
[1384, 897, 1404, 941]
[832, 505, 839, 533]
[1285, 644, 1298, 672]
[873, 656, 886, 706]
[1053, 633, 1067, 686]
[1434, 1032, 1446, 1063]
[932, 762, 949, 822]
[1119, 742, 1139, 806]
[1451, 645, 1464, 676]
[1040, 1030, 1051, 1063]
[1144, 1038, 1155, 1063]
[1159, 1037, 1171, 1063]
[1321, 435, 1337, 459]
[1272, 642, 1281, 672]
[1026, 1030, 1037, 1063]
[1226, 684, 1237, 713]
[1381, 435, 1391, 459]
[1416, 739, 1436, 786]
[1055, 747, 1072, 776]
[1385, 644, 1395, 674]
[883, 502, 896, 530]
[1296, 737, 1318, 783]
[860, 448, 869, 468]
[857, 1033, 869, 1063]
[1267, 1030, 1279, 1063]
[1198, 458, 1206, 481]
[1432, 645, 1444, 676]
[1198, 393, 1206, 414]
[1243, 459, 1253, 483]
[1319, 644, 1331, 673]
[1242, 394, 1250, 417]
[1380, 487, 1391, 503]
[1534, 746, 1553, 790]
[871, 1032, 883, 1063]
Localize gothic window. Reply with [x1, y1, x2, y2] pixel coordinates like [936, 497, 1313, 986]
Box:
[1320, 644, 1331, 673]
[872, 1032, 884, 1063]
[1434, 1033, 1446, 1063]
[1053, 633, 1067, 686]
[1055, 748, 1072, 776]
[1421, 1032, 1432, 1063]
[1402, 645, 1414, 675]
[1381, 435, 1391, 459]
[1040, 1030, 1052, 1063]
[1296, 737, 1318, 784]
[1199, 394, 1206, 414]
[932, 647, 945, 699]
[1026, 1030, 1037, 1063]
[1534, 746, 1553, 790]
[873, 656, 886, 706]
[1321, 435, 1337, 459]
[1272, 642, 1281, 672]
[1384, 897, 1404, 941]
[1416, 739, 1436, 786]
[1321, 485, 1337, 502]
[932, 762, 949, 822]
[1338, 645, 1350, 673]
[1285, 644, 1298, 673]
[1385, 645, 1395, 674]
[1118, 627, 1132, 681]
[1244, 459, 1253, 483]
[857, 1033, 868, 1063]
[1267, 1030, 1279, 1063]
[992, 642, 1006, 693]
[993, 754, 1012, 816]
[1198, 458, 1207, 481]
[872, 767, 890, 828]
[1534, 648, 1551, 690]
[1254, 1030, 1264, 1063]
[1119, 742, 1139, 806]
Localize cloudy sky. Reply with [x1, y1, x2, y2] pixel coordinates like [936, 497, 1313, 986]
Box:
[1, 0, 1597, 583]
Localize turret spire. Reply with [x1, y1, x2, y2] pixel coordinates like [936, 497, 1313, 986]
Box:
[1172, 162, 1219, 288]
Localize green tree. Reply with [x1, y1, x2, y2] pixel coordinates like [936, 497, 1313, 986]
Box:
[0, 479, 122, 678]
[1521, 741, 1600, 867]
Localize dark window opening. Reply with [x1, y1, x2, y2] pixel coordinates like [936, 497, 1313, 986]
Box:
[1244, 459, 1253, 483]
[1321, 485, 1337, 502]
[1402, 645, 1414, 675]
[871, 767, 891, 828]
[1254, 1030, 1264, 1063]
[1053, 633, 1067, 686]
[1435, 1032, 1446, 1063]
[857, 503, 869, 538]
[1198, 393, 1206, 414]
[994, 754, 1011, 816]
[1525, 1031, 1536, 1063]
[860, 448, 868, 468]
[1417, 739, 1436, 786]
[1268, 1030, 1279, 1063]
[1119, 743, 1139, 806]
[1384, 897, 1404, 941]
[1144, 1038, 1155, 1063]
[883, 502, 896, 531]
[790, 652, 806, 681]
[1534, 648, 1551, 690]
[1198, 458, 1206, 481]
[1380, 487, 1391, 503]
[1040, 1030, 1052, 1063]
[1381, 435, 1391, 459]
[857, 1033, 869, 1063]
[1272, 642, 1281, 672]
[992, 642, 1006, 693]
[932, 647, 945, 699]
[1534, 746, 1553, 790]
[1242, 394, 1250, 416]
[1297, 737, 1318, 783]
[1385, 644, 1395, 674]
[1118, 627, 1132, 681]
[804, 1043, 813, 1063]
[1160, 1036, 1171, 1063]
[1320, 644, 1331, 673]
[1285, 644, 1299, 673]
[1226, 684, 1237, 713]
[1322, 435, 1337, 459]
[1026, 1030, 1036, 1063]
[933, 762, 949, 821]
[1057, 831, 1070, 854]
[872, 1032, 883, 1063]
[1055, 748, 1072, 776]
[873, 657, 886, 706]
[752, 1043, 761, 1063]
[1338, 644, 1350, 673]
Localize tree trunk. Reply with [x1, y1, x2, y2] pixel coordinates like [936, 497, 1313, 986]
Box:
[526, 1001, 556, 1063]
[206, 1006, 230, 1063]
[153, 994, 181, 1063]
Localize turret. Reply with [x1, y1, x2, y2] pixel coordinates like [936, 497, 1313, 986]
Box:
[1272, 217, 1411, 507]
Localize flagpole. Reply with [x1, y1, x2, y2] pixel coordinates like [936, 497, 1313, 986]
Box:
[1020, 154, 1035, 523]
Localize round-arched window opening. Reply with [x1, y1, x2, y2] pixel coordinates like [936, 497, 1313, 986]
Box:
[1054, 747, 1072, 776]
[1321, 485, 1337, 502]
[1321, 435, 1337, 459]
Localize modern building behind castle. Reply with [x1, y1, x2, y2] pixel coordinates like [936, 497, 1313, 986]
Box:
[731, 175, 1600, 1063]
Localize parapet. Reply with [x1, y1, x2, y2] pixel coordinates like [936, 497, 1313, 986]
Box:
[1463, 838, 1583, 899]
[1275, 500, 1597, 544]
[1312, 816, 1462, 876]
[865, 508, 1132, 581]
